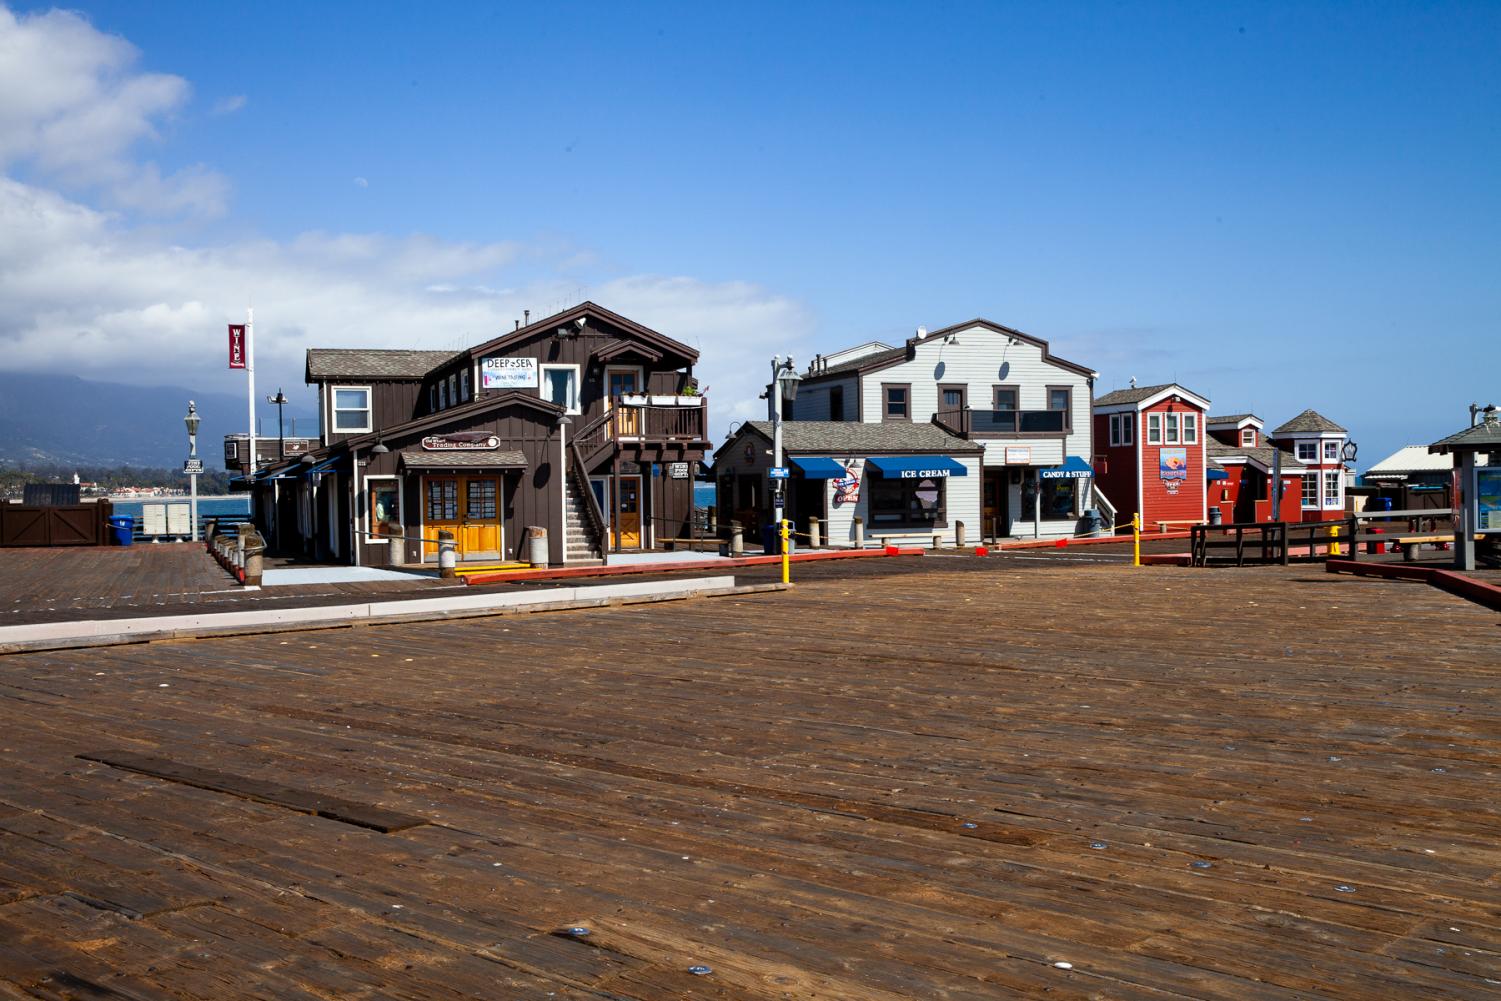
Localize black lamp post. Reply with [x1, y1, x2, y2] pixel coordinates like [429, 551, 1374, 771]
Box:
[184, 401, 201, 542]
[267, 389, 290, 459]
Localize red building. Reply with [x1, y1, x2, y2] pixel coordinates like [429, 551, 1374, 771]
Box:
[1205, 409, 1349, 523]
[1092, 383, 1209, 531]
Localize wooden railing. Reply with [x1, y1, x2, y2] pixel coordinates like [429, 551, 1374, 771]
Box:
[568, 440, 608, 553]
[935, 407, 1066, 436]
[1192, 517, 1360, 567]
[577, 401, 707, 455]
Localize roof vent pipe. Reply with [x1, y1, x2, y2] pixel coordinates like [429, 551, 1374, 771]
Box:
[524, 310, 530, 325]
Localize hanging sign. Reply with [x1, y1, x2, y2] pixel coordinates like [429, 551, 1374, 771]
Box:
[228, 325, 246, 369]
[481, 356, 538, 389]
[833, 459, 863, 505]
[421, 432, 501, 451]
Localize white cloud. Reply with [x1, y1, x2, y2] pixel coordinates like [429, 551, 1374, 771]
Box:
[352, 176, 368, 188]
[211, 94, 246, 116]
[0, 5, 223, 216]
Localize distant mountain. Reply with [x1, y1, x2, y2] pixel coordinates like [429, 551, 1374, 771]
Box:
[0, 371, 319, 469]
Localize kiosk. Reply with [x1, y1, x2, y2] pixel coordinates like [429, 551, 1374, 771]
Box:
[1428, 407, 1501, 571]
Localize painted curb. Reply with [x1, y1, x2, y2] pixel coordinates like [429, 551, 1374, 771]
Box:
[462, 546, 925, 586]
[1326, 559, 1501, 613]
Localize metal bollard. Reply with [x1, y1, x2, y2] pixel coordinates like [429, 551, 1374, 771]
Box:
[955, 520, 966, 548]
[438, 529, 458, 578]
[853, 516, 865, 549]
[730, 522, 744, 557]
[808, 516, 820, 549]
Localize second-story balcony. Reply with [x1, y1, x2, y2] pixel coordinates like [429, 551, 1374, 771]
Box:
[935, 408, 1067, 438]
[574, 395, 709, 466]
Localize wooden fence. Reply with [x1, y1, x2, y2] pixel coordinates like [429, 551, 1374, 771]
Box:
[1192, 517, 1360, 567]
[0, 503, 114, 548]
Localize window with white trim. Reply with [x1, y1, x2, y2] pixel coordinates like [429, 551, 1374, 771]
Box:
[448, 374, 458, 407]
[1323, 470, 1341, 507]
[1296, 442, 1317, 462]
[332, 387, 372, 432]
[1240, 428, 1256, 447]
[1165, 413, 1180, 444]
[1109, 414, 1120, 446]
[1301, 475, 1318, 508]
[541, 364, 580, 413]
[1146, 413, 1162, 444]
[1182, 413, 1198, 444]
[1121, 413, 1133, 445]
[1324, 440, 1339, 461]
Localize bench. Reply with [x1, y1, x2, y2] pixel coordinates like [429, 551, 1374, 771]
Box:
[1156, 520, 1205, 534]
[1395, 534, 1481, 562]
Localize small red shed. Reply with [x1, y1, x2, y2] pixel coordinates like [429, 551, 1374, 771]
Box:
[1092, 382, 1210, 532]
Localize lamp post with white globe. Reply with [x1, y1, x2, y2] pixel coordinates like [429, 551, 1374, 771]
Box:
[184, 401, 202, 542]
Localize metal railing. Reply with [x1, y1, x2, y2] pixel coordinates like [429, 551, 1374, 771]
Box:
[935, 407, 1066, 436]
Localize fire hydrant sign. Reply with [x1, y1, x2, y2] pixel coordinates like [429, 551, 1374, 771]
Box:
[481, 356, 537, 389]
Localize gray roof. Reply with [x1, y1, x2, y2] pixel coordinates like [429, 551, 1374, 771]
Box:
[1206, 413, 1260, 426]
[1272, 409, 1346, 435]
[399, 450, 527, 470]
[307, 348, 461, 380]
[1093, 383, 1177, 406]
[1430, 414, 1501, 453]
[1208, 439, 1305, 469]
[808, 345, 907, 379]
[741, 420, 982, 454]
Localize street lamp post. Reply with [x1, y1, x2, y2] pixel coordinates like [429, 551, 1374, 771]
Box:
[769, 356, 800, 548]
[267, 389, 290, 459]
[184, 401, 201, 542]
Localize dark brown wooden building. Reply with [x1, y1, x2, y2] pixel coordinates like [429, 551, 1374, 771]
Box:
[245, 303, 709, 567]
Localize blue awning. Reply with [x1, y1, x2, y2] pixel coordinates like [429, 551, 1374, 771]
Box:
[1206, 468, 1229, 481]
[867, 455, 968, 479]
[789, 456, 849, 479]
[304, 456, 344, 477]
[1040, 455, 1093, 480]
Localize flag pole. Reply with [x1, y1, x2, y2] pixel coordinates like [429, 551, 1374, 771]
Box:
[247, 307, 257, 475]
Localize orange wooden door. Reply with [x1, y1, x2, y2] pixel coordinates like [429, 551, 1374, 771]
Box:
[460, 477, 501, 557]
[608, 369, 641, 436]
[615, 476, 642, 549]
[423, 477, 459, 556]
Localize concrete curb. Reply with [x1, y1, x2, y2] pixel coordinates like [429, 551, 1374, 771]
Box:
[462, 546, 925, 586]
[0, 577, 788, 656]
[1326, 559, 1501, 613]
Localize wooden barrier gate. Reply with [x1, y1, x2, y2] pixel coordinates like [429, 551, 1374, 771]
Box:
[0, 503, 114, 548]
[1192, 517, 1360, 567]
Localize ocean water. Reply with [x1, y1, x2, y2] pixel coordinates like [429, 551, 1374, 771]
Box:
[693, 482, 715, 508]
[109, 496, 250, 522]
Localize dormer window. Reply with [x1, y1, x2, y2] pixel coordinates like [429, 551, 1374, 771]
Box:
[1323, 440, 1339, 460]
[1240, 428, 1256, 447]
[1296, 441, 1317, 462]
[332, 387, 372, 433]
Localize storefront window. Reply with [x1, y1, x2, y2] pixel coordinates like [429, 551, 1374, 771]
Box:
[1040, 477, 1077, 520]
[869, 476, 945, 528]
[426, 479, 458, 521]
[369, 481, 400, 537]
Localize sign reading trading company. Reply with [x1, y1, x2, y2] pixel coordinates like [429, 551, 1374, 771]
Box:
[227, 325, 247, 369]
[421, 432, 501, 451]
[481, 356, 538, 390]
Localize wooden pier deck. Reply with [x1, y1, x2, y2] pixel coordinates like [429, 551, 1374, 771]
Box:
[0, 563, 1497, 998]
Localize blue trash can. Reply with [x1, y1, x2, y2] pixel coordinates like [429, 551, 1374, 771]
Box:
[107, 516, 135, 546]
[1371, 496, 1393, 512]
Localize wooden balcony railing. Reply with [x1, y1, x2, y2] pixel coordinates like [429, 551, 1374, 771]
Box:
[576, 399, 708, 455]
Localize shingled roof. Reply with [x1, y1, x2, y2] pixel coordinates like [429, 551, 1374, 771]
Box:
[306, 348, 462, 381]
[1093, 384, 1177, 406]
[808, 345, 908, 379]
[1429, 412, 1501, 453]
[1272, 409, 1347, 435]
[1207, 413, 1260, 426]
[730, 420, 982, 456]
[1208, 439, 1305, 471]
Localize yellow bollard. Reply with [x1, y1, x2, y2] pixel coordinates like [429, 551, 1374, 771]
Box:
[780, 518, 791, 584]
[1330, 523, 1340, 557]
[1132, 512, 1141, 567]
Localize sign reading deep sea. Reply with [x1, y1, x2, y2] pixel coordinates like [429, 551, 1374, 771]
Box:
[481, 356, 537, 389]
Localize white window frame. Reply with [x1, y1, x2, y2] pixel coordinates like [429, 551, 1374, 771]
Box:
[1121, 413, 1133, 446]
[1165, 413, 1181, 445]
[332, 385, 372, 434]
[448, 373, 458, 406]
[1146, 413, 1162, 445]
[1109, 414, 1120, 447]
[1323, 440, 1339, 461]
[1296, 441, 1317, 463]
[1182, 413, 1198, 445]
[1240, 428, 1256, 447]
[540, 363, 582, 415]
[1301, 474, 1319, 509]
[1323, 469, 1342, 508]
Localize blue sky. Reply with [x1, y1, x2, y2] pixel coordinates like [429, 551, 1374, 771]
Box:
[1, 1, 1497, 464]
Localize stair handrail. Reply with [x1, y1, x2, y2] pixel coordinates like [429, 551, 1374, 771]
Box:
[568, 439, 608, 554]
[1091, 483, 1117, 530]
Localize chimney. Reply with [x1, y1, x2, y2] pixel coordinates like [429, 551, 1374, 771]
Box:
[514, 320, 520, 331]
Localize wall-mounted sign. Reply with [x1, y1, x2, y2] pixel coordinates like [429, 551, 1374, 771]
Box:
[1159, 448, 1188, 481]
[227, 325, 246, 369]
[421, 432, 501, 451]
[668, 462, 690, 479]
[619, 460, 642, 475]
[1005, 446, 1031, 465]
[768, 466, 790, 479]
[833, 459, 863, 505]
[897, 467, 951, 479]
[1476, 467, 1501, 533]
[481, 356, 538, 389]
[183, 458, 204, 474]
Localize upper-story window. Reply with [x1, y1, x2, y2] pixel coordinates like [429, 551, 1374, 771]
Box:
[439, 381, 448, 410]
[1323, 440, 1339, 460]
[1182, 413, 1198, 444]
[1147, 413, 1162, 444]
[882, 384, 910, 421]
[1165, 413, 1181, 444]
[332, 387, 372, 432]
[829, 385, 845, 421]
[1109, 413, 1134, 447]
[541, 364, 580, 414]
[460, 369, 470, 402]
[429, 385, 437, 413]
[1047, 387, 1072, 431]
[1296, 441, 1317, 462]
[1240, 428, 1256, 447]
[448, 374, 458, 407]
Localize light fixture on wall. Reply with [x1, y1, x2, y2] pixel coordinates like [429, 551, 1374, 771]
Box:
[370, 439, 389, 455]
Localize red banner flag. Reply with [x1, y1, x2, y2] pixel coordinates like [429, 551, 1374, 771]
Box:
[228, 324, 246, 369]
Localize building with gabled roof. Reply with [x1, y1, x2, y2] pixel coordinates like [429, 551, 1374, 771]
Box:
[1092, 382, 1210, 531]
